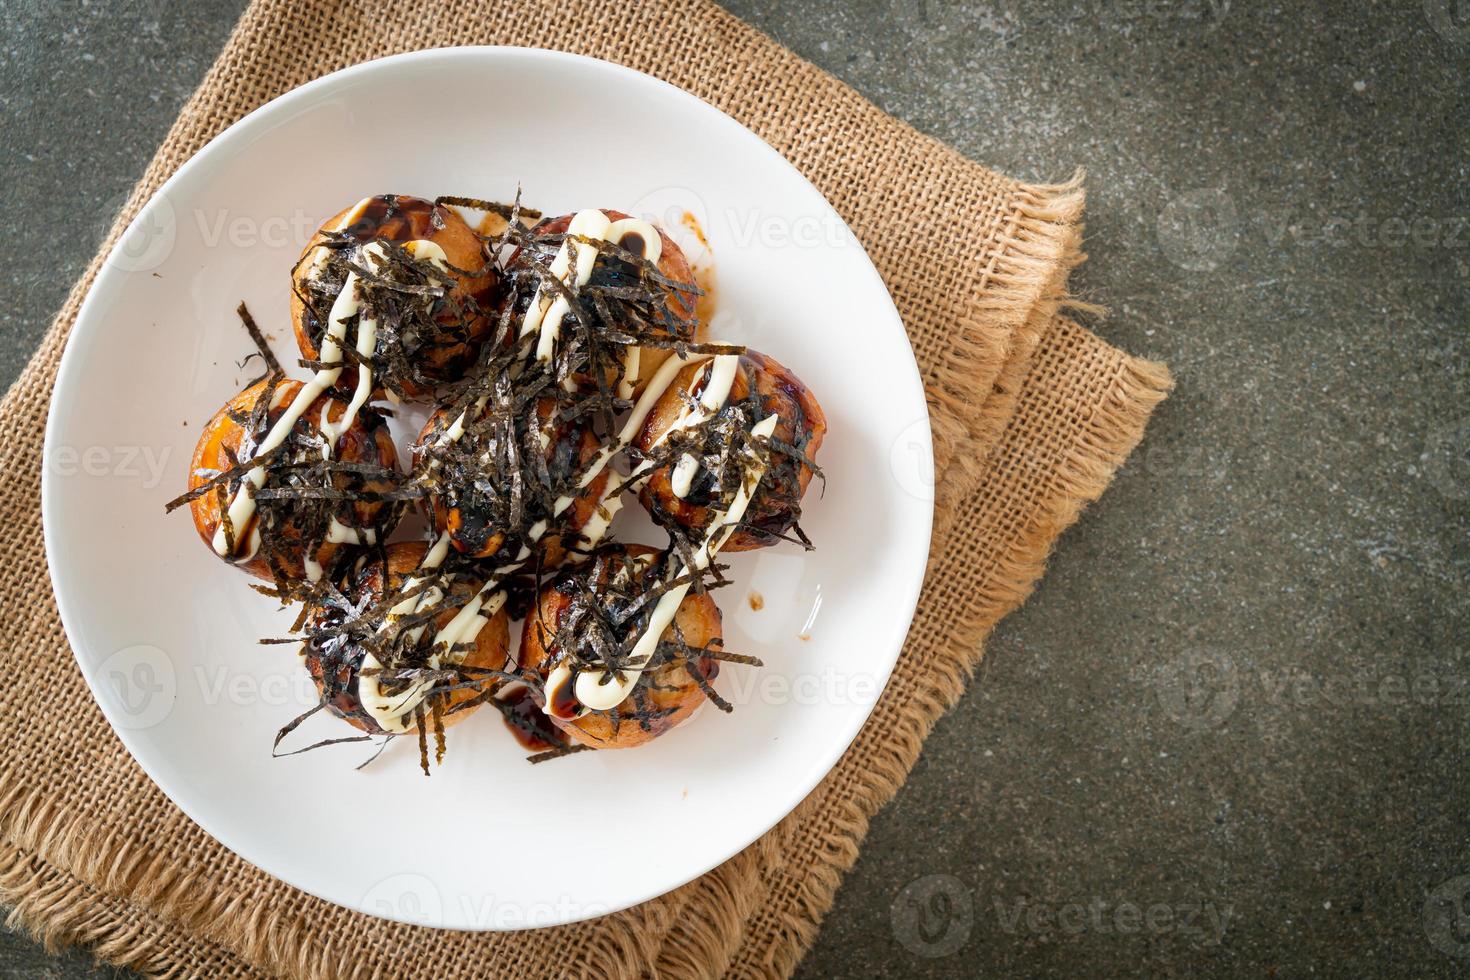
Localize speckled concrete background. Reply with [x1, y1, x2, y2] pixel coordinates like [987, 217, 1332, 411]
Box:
[3, 1, 1468, 977]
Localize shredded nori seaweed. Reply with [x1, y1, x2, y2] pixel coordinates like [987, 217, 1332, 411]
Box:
[291, 207, 493, 400]
[168, 324, 413, 602]
[639, 355, 822, 553]
[180, 196, 823, 773]
[277, 544, 528, 770]
[523, 544, 754, 736]
[408, 212, 707, 567]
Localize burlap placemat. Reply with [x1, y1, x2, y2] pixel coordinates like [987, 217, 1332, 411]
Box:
[0, 1, 1172, 976]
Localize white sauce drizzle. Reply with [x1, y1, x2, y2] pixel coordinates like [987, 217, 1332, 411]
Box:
[358, 589, 507, 735]
[536, 348, 756, 718]
[305, 196, 371, 279]
[364, 209, 741, 730]
[666, 355, 739, 498]
[576, 493, 623, 551]
[359, 341, 750, 730]
[360, 552, 532, 733]
[518, 209, 661, 366]
[567, 413, 780, 713]
[620, 347, 641, 401]
[213, 237, 446, 580]
[361, 351, 698, 731]
[431, 346, 717, 538]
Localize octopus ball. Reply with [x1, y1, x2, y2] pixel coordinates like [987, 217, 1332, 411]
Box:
[517, 544, 723, 750]
[291, 194, 497, 400]
[411, 396, 612, 564]
[635, 349, 826, 551]
[186, 377, 401, 583]
[529, 209, 703, 394]
[302, 541, 512, 736]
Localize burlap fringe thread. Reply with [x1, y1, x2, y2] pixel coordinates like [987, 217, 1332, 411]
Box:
[0, 167, 1171, 979]
[925, 175, 1089, 529]
[0, 11, 1173, 966]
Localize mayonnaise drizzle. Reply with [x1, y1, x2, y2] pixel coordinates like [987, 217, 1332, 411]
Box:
[364, 351, 711, 731]
[213, 237, 446, 579]
[348, 215, 667, 733]
[372, 209, 743, 727]
[518, 209, 661, 367]
[357, 530, 500, 733]
[306, 196, 372, 279]
[358, 589, 507, 735]
[539, 349, 754, 716]
[568, 413, 780, 713]
[666, 355, 739, 498]
[366, 344, 750, 729]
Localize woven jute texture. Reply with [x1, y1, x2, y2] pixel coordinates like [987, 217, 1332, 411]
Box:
[0, 1, 1173, 977]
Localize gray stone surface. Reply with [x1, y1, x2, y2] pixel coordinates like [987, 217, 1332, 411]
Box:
[2, 0, 1467, 977]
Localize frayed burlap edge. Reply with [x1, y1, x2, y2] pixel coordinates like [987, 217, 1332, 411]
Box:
[932, 193, 1092, 535]
[924, 174, 1087, 510]
[0, 3, 1161, 977]
[0, 179, 1108, 980]
[0, 839, 264, 979]
[0, 781, 319, 979]
[698, 332, 1174, 980]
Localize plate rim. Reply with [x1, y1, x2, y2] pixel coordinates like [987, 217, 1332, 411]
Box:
[41, 44, 933, 930]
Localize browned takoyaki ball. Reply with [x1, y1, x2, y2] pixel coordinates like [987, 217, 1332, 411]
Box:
[302, 542, 511, 736]
[291, 194, 496, 400]
[411, 396, 612, 563]
[635, 349, 826, 551]
[186, 377, 400, 582]
[530, 209, 702, 392]
[517, 544, 724, 750]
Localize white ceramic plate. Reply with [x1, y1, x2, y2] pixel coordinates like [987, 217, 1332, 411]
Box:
[43, 47, 931, 930]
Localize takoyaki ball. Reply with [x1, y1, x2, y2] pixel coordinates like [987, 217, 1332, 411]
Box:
[524, 209, 703, 393]
[291, 194, 497, 400]
[517, 544, 724, 750]
[302, 542, 511, 736]
[186, 377, 401, 583]
[635, 349, 826, 551]
[411, 396, 612, 564]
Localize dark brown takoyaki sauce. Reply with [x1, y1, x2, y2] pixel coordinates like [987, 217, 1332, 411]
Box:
[688, 364, 712, 401]
[619, 232, 646, 259]
[340, 195, 447, 246]
[548, 672, 582, 721]
[499, 685, 568, 752]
